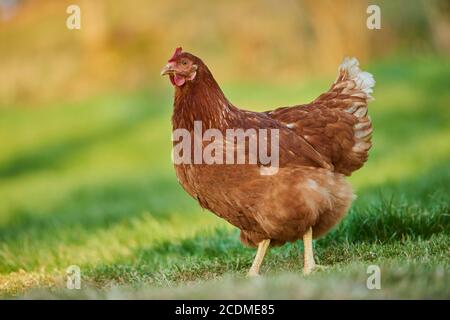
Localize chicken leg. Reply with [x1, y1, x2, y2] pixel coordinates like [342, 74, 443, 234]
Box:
[303, 227, 316, 275]
[248, 239, 270, 277]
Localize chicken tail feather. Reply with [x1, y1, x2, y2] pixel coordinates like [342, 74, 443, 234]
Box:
[265, 57, 376, 176]
[307, 57, 376, 175]
[337, 57, 375, 101]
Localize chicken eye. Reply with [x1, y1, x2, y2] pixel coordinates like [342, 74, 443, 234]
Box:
[181, 60, 188, 66]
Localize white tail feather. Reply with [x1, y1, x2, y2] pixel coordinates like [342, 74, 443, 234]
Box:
[338, 57, 375, 100]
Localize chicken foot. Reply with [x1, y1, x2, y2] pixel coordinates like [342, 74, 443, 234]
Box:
[248, 239, 271, 277]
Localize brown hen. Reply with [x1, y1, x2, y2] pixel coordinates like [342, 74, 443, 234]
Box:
[161, 48, 375, 275]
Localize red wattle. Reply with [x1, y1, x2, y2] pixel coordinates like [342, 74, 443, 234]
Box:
[174, 74, 186, 86]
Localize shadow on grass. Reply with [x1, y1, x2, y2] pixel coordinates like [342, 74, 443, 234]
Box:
[320, 161, 450, 245]
[0, 104, 159, 179]
[0, 174, 197, 243]
[1, 156, 448, 253]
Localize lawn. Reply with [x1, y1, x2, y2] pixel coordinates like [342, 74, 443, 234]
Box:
[0, 55, 449, 299]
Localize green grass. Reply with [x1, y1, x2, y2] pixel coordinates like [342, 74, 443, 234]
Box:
[0, 55, 449, 298]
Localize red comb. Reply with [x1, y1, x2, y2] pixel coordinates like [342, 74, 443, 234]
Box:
[168, 47, 183, 62]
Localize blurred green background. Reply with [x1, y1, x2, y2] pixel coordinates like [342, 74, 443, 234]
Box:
[0, 0, 449, 298]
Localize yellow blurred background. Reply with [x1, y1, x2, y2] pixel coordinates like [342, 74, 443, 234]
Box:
[1, 0, 449, 106]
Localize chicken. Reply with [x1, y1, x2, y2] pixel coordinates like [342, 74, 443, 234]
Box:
[161, 47, 375, 275]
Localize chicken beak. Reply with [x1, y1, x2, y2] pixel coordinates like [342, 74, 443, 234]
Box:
[160, 63, 175, 76]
